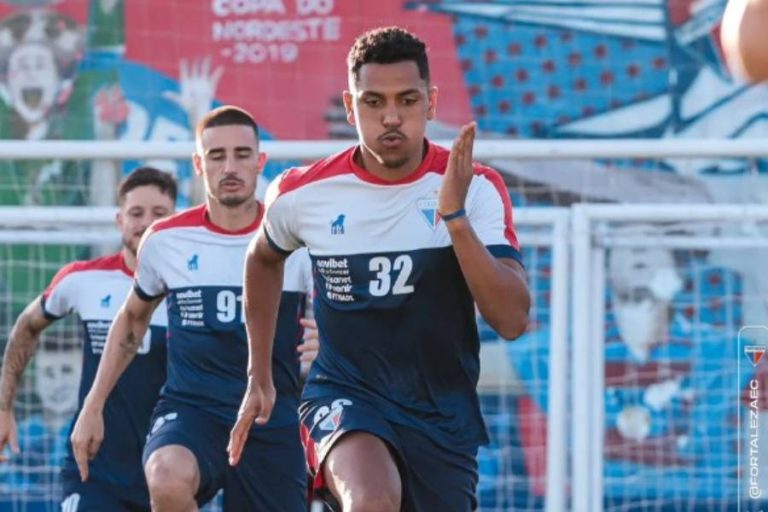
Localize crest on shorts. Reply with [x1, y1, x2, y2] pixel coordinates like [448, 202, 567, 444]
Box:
[314, 398, 353, 432]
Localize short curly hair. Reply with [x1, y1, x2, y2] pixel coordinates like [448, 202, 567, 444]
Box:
[347, 27, 430, 86]
[117, 166, 178, 206]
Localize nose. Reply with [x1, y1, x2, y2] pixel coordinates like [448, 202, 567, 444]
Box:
[223, 154, 239, 175]
[382, 104, 402, 128]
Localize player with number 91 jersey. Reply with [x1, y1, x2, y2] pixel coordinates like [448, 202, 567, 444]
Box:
[135, 204, 312, 428]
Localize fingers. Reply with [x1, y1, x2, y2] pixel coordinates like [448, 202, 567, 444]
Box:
[254, 399, 274, 426]
[211, 66, 225, 89]
[72, 438, 89, 482]
[9, 427, 19, 456]
[299, 349, 319, 364]
[227, 414, 252, 466]
[162, 91, 181, 106]
[298, 338, 319, 352]
[180, 58, 189, 82]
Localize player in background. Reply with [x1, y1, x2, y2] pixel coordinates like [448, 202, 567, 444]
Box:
[0, 167, 177, 511]
[230, 27, 530, 512]
[71, 106, 315, 512]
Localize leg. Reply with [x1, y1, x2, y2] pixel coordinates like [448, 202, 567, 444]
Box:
[324, 431, 401, 512]
[142, 400, 228, 512]
[393, 423, 478, 512]
[61, 478, 145, 512]
[144, 444, 200, 512]
[223, 424, 306, 512]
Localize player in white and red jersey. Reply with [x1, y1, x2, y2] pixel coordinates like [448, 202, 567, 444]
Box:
[0, 167, 176, 511]
[229, 27, 531, 512]
[71, 106, 314, 512]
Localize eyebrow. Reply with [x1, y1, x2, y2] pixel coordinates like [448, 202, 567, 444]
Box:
[205, 146, 254, 155]
[361, 88, 422, 98]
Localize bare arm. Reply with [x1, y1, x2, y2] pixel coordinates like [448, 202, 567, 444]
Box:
[439, 123, 530, 340]
[83, 290, 161, 410]
[70, 290, 162, 480]
[0, 299, 53, 412]
[446, 220, 530, 339]
[228, 233, 287, 465]
[0, 298, 54, 460]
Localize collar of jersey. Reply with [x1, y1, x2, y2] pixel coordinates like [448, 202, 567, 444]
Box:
[201, 203, 263, 235]
[347, 139, 436, 185]
[117, 252, 133, 277]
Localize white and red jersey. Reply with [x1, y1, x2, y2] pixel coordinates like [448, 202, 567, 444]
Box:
[264, 140, 521, 451]
[134, 204, 311, 428]
[41, 253, 167, 503]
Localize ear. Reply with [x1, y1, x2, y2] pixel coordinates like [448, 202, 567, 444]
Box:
[192, 152, 203, 177]
[426, 86, 438, 121]
[115, 210, 123, 230]
[257, 151, 268, 173]
[342, 90, 355, 126]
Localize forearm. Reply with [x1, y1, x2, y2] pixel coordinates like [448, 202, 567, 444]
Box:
[84, 309, 147, 411]
[243, 246, 285, 384]
[447, 218, 530, 339]
[0, 323, 41, 412]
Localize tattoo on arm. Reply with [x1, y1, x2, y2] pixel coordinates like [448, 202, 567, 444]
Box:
[118, 332, 141, 356]
[0, 327, 41, 412]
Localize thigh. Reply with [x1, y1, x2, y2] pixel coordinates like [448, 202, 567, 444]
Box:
[300, 396, 403, 505]
[223, 424, 306, 512]
[61, 479, 147, 512]
[142, 400, 228, 506]
[394, 424, 479, 512]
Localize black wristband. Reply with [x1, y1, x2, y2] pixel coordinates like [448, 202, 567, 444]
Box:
[441, 208, 466, 222]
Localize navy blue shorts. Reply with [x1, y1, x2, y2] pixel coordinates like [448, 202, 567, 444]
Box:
[60, 478, 149, 512]
[143, 398, 306, 512]
[300, 395, 479, 512]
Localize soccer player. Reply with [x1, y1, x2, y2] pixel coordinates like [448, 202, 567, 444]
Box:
[0, 166, 177, 511]
[230, 27, 531, 511]
[71, 106, 313, 512]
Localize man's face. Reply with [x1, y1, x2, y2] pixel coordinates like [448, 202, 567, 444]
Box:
[193, 124, 266, 207]
[7, 43, 59, 124]
[35, 350, 79, 417]
[117, 185, 175, 256]
[344, 61, 437, 172]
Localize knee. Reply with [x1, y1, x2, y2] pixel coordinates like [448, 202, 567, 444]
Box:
[144, 448, 198, 504]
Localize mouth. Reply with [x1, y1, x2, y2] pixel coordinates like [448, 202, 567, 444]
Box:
[220, 180, 244, 191]
[379, 132, 405, 148]
[22, 87, 43, 109]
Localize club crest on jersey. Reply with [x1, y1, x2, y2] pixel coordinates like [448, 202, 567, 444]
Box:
[416, 197, 441, 230]
[187, 254, 199, 271]
[100, 294, 111, 308]
[331, 214, 346, 235]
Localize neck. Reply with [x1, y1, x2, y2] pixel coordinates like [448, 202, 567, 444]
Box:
[121, 247, 137, 272]
[205, 198, 260, 232]
[356, 141, 426, 182]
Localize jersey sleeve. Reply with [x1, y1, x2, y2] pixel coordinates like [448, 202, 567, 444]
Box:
[262, 173, 302, 254]
[134, 232, 166, 301]
[40, 264, 79, 319]
[282, 247, 313, 295]
[469, 166, 523, 264]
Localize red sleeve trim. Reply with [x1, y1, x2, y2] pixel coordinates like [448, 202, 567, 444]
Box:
[473, 164, 520, 250]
